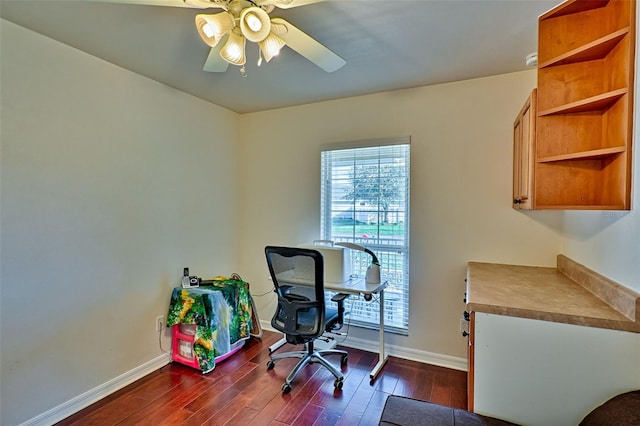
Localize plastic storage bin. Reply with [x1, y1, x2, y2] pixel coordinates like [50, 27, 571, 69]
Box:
[171, 325, 245, 371]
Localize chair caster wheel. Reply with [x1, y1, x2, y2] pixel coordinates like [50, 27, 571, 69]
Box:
[267, 360, 275, 370]
[334, 378, 343, 390]
[282, 383, 292, 394]
[341, 355, 348, 368]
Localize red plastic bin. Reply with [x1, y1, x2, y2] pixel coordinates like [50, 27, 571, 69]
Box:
[171, 324, 245, 371]
[171, 324, 200, 369]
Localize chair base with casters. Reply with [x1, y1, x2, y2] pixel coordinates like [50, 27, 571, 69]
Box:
[268, 301, 350, 394]
[267, 339, 348, 394]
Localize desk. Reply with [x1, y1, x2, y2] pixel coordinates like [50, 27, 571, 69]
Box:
[272, 274, 389, 380]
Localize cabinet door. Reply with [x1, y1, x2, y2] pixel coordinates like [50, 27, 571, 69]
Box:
[473, 312, 640, 425]
[512, 89, 536, 209]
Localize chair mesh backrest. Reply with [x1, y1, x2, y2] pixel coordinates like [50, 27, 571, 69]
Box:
[265, 246, 326, 342]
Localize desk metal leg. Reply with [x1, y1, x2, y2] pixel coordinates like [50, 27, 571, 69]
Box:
[269, 336, 286, 353]
[370, 289, 388, 379]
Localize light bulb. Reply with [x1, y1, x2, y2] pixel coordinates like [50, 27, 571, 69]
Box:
[245, 13, 262, 32]
[226, 44, 243, 60]
[202, 23, 214, 38]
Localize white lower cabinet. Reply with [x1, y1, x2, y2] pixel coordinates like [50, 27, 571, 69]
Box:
[472, 312, 640, 425]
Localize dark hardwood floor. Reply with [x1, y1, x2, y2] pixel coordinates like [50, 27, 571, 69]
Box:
[57, 331, 467, 425]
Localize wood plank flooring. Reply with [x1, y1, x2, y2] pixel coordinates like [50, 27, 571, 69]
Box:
[57, 331, 467, 425]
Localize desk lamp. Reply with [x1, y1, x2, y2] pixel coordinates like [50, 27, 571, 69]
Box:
[335, 242, 381, 284]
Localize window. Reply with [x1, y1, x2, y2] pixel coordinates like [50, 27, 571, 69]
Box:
[321, 138, 410, 333]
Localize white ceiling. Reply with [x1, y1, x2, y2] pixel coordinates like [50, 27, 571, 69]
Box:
[0, 0, 559, 113]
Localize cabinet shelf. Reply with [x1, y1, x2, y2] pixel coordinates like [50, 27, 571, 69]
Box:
[537, 146, 625, 163]
[538, 88, 627, 116]
[539, 28, 629, 68]
[539, 0, 608, 20]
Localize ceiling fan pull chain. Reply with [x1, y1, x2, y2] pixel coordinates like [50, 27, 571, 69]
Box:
[240, 65, 248, 77]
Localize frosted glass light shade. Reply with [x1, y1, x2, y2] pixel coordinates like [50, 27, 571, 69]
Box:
[195, 12, 234, 47]
[220, 31, 246, 65]
[240, 7, 271, 42]
[259, 32, 286, 62]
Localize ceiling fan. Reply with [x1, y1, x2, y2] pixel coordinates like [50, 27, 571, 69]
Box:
[92, 0, 346, 75]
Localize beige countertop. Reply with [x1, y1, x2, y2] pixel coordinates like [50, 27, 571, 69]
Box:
[466, 257, 640, 333]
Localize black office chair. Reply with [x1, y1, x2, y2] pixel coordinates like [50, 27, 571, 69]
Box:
[265, 246, 349, 394]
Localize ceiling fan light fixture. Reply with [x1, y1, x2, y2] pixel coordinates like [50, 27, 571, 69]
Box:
[259, 32, 286, 62]
[240, 6, 271, 42]
[220, 30, 247, 65]
[195, 12, 234, 47]
[194, 2, 345, 74]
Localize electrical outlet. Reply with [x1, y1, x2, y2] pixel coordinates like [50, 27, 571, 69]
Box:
[156, 315, 165, 332]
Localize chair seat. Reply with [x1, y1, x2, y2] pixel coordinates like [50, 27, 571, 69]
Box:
[580, 390, 640, 425]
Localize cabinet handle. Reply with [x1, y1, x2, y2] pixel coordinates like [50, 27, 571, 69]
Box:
[513, 198, 521, 204]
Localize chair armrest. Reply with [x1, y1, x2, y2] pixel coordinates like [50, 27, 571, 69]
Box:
[331, 293, 349, 303]
[280, 285, 294, 294]
[326, 293, 349, 332]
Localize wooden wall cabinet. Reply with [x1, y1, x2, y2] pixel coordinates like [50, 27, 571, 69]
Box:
[513, 89, 537, 209]
[533, 0, 636, 209]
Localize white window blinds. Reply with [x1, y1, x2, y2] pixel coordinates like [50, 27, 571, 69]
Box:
[321, 138, 410, 332]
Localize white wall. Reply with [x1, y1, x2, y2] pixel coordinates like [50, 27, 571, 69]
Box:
[236, 70, 562, 361]
[561, 210, 640, 293]
[0, 20, 240, 425]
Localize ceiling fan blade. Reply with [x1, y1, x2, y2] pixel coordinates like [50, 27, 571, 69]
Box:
[271, 18, 345, 72]
[254, 0, 327, 9]
[86, 0, 225, 9]
[203, 42, 230, 72]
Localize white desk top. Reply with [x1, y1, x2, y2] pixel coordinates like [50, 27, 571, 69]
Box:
[276, 271, 387, 295]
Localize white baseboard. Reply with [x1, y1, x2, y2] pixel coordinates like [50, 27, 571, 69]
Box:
[21, 353, 171, 426]
[259, 320, 467, 372]
[340, 335, 468, 371]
